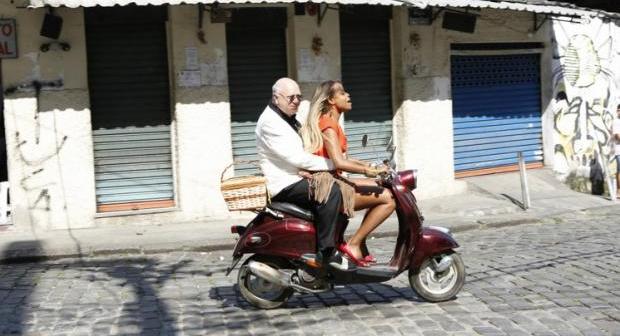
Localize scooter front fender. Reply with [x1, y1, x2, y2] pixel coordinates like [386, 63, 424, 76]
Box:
[410, 227, 459, 272]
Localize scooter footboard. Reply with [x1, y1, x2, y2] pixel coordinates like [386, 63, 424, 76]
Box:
[409, 226, 459, 271]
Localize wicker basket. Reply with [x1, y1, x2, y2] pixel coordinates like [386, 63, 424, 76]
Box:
[220, 162, 268, 211]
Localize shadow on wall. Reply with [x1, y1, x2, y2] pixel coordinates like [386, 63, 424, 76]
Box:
[0, 242, 200, 335]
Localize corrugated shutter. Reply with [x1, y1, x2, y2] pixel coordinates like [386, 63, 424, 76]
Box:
[86, 5, 174, 212]
[451, 54, 543, 177]
[93, 126, 173, 204]
[340, 6, 393, 162]
[227, 8, 288, 175]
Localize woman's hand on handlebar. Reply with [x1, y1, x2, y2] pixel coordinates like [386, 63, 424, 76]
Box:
[364, 165, 389, 178]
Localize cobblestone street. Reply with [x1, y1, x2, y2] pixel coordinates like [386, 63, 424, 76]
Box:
[1, 207, 619, 335]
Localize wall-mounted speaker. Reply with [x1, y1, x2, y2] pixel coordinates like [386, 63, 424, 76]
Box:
[442, 11, 476, 34]
[40, 13, 63, 39]
[294, 3, 306, 16]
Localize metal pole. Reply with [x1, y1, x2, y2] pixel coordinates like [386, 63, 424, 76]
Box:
[518, 152, 531, 210]
[595, 143, 616, 202]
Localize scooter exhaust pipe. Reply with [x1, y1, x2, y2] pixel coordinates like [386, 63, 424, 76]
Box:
[247, 261, 291, 287]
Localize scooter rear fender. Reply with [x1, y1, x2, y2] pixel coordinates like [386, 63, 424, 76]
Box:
[232, 212, 316, 260]
[409, 227, 459, 272]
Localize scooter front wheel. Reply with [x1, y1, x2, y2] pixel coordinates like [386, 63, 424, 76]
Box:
[237, 255, 294, 309]
[409, 252, 465, 302]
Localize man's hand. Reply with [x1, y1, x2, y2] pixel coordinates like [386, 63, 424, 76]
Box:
[298, 170, 313, 179]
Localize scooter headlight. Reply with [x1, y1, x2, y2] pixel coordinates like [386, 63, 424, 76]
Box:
[398, 170, 417, 190]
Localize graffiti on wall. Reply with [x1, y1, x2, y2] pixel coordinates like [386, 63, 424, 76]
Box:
[4, 80, 68, 227]
[551, 18, 620, 191]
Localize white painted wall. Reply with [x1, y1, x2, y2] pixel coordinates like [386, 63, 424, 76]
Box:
[1, 5, 96, 232]
[168, 6, 232, 220]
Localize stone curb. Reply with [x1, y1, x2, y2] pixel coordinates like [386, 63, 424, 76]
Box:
[1, 204, 617, 264]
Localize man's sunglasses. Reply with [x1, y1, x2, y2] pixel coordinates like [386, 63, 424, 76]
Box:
[279, 94, 303, 103]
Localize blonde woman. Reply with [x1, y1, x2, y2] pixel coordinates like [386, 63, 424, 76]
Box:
[299, 80, 395, 267]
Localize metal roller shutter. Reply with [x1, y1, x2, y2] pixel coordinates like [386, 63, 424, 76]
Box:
[227, 8, 288, 175]
[451, 53, 543, 177]
[340, 6, 393, 162]
[86, 5, 174, 212]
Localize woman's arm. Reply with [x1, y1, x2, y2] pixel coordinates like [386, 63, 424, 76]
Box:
[349, 158, 370, 167]
[323, 128, 377, 175]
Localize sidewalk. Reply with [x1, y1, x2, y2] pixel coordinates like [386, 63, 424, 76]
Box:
[0, 168, 617, 261]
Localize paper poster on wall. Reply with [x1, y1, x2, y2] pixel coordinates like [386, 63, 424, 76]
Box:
[200, 57, 228, 86]
[178, 70, 201, 87]
[298, 48, 330, 83]
[0, 19, 17, 59]
[185, 47, 199, 70]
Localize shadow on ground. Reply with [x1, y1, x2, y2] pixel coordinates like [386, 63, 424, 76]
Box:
[209, 282, 427, 310]
[0, 241, 200, 336]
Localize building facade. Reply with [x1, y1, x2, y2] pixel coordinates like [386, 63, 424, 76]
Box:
[0, 0, 618, 232]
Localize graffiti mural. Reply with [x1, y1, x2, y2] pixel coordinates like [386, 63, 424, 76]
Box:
[551, 18, 620, 192]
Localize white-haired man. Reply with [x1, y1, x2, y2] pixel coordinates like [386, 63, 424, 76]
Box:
[255, 77, 350, 270]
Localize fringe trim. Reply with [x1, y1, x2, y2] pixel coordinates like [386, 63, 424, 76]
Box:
[308, 172, 356, 217]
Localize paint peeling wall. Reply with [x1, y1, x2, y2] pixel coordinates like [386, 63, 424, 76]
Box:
[1, 4, 96, 231]
[550, 18, 620, 193]
[291, 7, 341, 123]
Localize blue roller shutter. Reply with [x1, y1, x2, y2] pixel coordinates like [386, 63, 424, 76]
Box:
[227, 8, 288, 175]
[86, 5, 174, 212]
[451, 53, 543, 177]
[340, 6, 393, 162]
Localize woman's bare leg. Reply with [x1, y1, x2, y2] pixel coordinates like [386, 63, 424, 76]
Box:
[344, 178, 395, 260]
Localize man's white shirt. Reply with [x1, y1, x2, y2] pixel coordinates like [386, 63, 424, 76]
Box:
[256, 105, 334, 196]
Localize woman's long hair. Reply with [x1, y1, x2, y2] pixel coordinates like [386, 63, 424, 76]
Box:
[300, 80, 341, 153]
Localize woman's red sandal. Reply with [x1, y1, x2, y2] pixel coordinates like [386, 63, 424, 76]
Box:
[338, 243, 369, 267]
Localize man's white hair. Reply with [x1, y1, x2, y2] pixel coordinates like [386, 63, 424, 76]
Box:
[272, 77, 298, 95]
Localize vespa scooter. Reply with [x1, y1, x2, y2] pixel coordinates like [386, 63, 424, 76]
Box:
[226, 141, 465, 309]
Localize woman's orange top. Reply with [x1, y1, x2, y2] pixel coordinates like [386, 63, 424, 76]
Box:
[315, 115, 347, 158]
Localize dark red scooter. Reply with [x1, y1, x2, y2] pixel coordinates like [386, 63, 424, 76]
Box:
[226, 146, 465, 309]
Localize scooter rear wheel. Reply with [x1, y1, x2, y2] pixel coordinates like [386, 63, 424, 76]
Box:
[409, 252, 465, 302]
[238, 255, 294, 309]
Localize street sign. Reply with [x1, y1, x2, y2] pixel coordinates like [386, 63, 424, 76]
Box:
[0, 19, 17, 59]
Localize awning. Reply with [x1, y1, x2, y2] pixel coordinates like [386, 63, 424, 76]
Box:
[27, 0, 422, 7]
[26, 0, 619, 18]
[419, 1, 619, 19]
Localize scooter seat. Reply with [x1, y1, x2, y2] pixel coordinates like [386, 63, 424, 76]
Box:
[268, 202, 314, 221]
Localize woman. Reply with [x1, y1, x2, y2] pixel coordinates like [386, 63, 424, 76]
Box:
[299, 80, 396, 266]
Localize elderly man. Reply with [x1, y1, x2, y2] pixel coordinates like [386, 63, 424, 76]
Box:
[255, 77, 349, 270]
